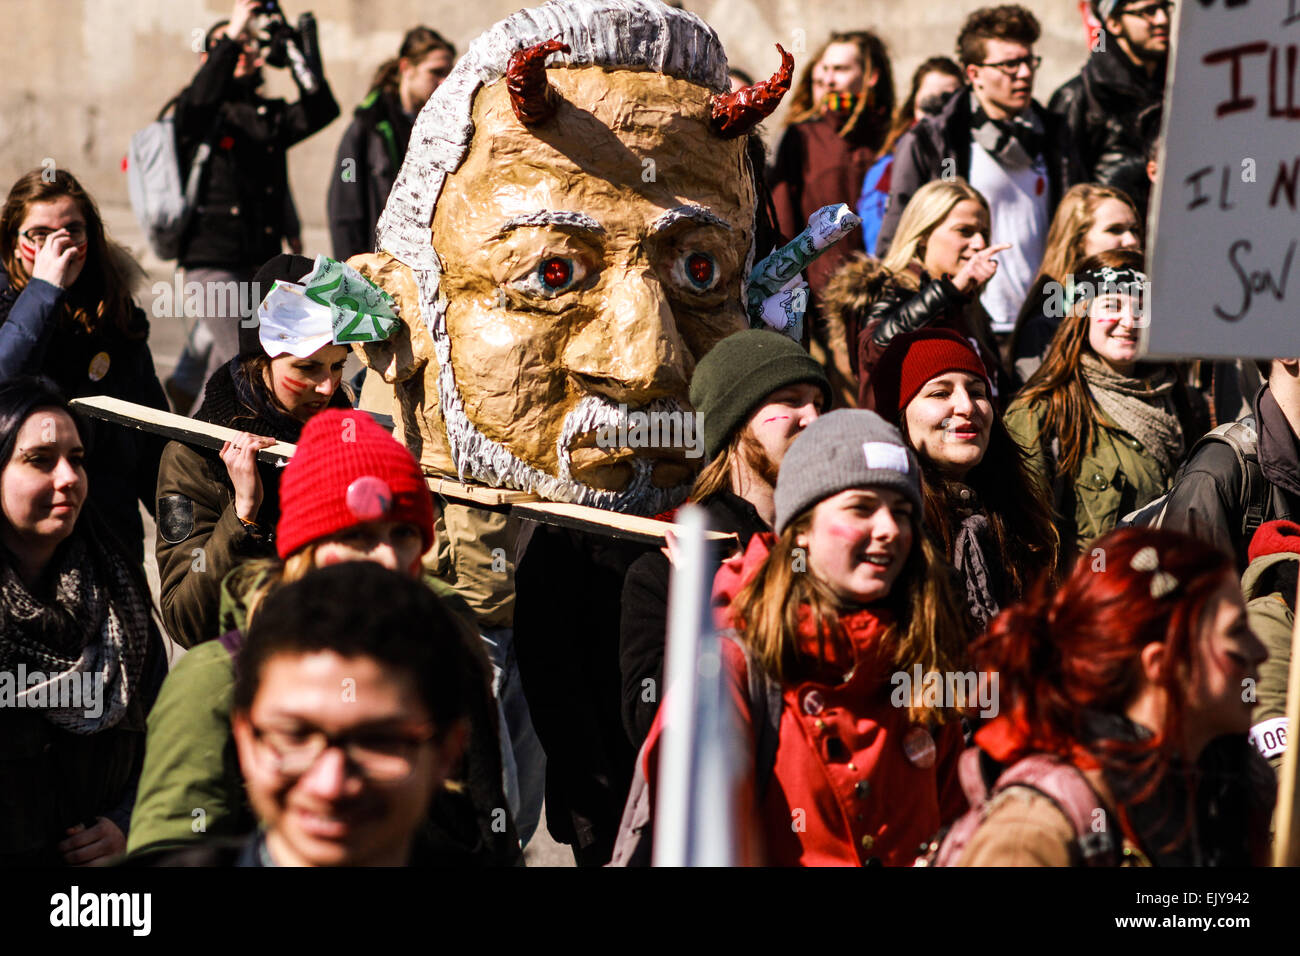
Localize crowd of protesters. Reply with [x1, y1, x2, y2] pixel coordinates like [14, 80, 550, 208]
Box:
[0, 0, 1291, 870]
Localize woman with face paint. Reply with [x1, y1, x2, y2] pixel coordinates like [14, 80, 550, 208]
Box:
[871, 328, 1057, 631]
[129, 408, 521, 866]
[0, 377, 166, 866]
[932, 527, 1273, 867]
[154, 254, 353, 650]
[0, 169, 169, 560]
[1009, 183, 1142, 388]
[635, 410, 972, 866]
[838, 178, 1008, 409]
[1006, 249, 1209, 561]
[619, 330, 830, 748]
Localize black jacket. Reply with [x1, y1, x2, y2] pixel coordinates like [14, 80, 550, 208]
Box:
[0, 269, 167, 559]
[877, 87, 1082, 257]
[619, 492, 768, 749]
[1162, 386, 1300, 572]
[174, 36, 338, 270]
[512, 522, 655, 865]
[1049, 37, 1165, 223]
[856, 271, 1009, 411]
[327, 89, 415, 261]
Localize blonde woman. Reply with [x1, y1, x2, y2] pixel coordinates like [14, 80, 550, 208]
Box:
[1009, 183, 1141, 386]
[832, 178, 1007, 408]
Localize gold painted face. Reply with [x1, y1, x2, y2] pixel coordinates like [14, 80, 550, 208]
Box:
[431, 66, 753, 502]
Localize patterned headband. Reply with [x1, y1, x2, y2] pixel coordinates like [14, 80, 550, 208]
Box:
[1066, 265, 1149, 307]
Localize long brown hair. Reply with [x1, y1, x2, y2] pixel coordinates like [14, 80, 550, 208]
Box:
[730, 508, 970, 725]
[370, 26, 455, 95]
[1, 169, 146, 339]
[1012, 248, 1146, 477]
[916, 415, 1058, 598]
[784, 31, 895, 146]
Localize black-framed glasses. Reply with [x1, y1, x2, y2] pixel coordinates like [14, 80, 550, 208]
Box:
[1122, 0, 1174, 21]
[978, 55, 1041, 76]
[19, 224, 88, 249]
[250, 723, 435, 782]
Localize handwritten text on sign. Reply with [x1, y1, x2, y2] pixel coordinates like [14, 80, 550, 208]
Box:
[1149, 0, 1300, 358]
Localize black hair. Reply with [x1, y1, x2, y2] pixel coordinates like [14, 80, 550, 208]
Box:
[0, 377, 93, 477]
[234, 563, 480, 737]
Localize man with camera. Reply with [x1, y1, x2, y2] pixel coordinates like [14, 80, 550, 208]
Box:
[172, 0, 338, 403]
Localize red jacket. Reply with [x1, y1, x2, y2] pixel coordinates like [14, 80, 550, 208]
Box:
[647, 534, 967, 866]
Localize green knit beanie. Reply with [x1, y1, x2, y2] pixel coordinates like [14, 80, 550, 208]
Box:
[690, 329, 832, 460]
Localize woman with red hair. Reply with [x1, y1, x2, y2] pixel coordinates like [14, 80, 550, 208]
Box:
[938, 527, 1273, 866]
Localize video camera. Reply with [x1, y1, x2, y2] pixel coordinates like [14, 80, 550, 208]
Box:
[252, 1, 321, 76]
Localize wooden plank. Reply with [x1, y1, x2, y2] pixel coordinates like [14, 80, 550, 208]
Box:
[72, 395, 295, 466]
[73, 396, 738, 546]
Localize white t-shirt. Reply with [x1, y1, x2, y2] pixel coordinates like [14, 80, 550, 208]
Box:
[967, 142, 1049, 334]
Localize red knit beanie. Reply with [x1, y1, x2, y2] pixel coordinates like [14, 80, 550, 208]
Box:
[1248, 519, 1300, 564]
[276, 409, 435, 559]
[872, 328, 990, 424]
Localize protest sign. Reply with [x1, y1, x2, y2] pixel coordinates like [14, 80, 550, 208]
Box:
[1148, 0, 1300, 358]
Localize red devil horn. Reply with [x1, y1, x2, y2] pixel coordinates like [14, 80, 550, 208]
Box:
[710, 44, 794, 138]
[506, 37, 571, 126]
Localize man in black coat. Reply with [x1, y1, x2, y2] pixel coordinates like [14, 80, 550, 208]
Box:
[172, 0, 338, 398]
[1049, 0, 1171, 224]
[877, 6, 1082, 335]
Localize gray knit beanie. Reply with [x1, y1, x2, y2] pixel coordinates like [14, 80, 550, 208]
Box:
[773, 409, 922, 534]
[690, 329, 831, 460]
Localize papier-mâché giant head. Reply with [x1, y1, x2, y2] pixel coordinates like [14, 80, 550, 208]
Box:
[361, 0, 789, 514]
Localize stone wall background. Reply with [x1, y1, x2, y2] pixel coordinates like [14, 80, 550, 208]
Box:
[0, 0, 1093, 230]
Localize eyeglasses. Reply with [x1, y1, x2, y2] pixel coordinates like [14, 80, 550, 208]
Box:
[250, 723, 436, 782]
[19, 224, 88, 249]
[1122, 0, 1174, 21]
[978, 55, 1041, 76]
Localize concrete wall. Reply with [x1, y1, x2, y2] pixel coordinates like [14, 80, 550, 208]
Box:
[0, 0, 1094, 230]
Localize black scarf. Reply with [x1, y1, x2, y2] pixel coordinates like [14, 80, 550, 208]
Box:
[194, 357, 325, 442]
[970, 99, 1045, 171]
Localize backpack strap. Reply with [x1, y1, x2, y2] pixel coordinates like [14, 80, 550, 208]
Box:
[725, 632, 784, 800]
[990, 754, 1119, 866]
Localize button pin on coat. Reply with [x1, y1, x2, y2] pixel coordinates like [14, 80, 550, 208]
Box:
[902, 726, 936, 769]
[346, 476, 392, 521]
[801, 688, 825, 716]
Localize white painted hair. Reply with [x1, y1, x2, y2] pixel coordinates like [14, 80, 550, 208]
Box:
[374, 0, 744, 511]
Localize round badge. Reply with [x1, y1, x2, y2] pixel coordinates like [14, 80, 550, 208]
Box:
[902, 726, 937, 769]
[801, 689, 825, 716]
[345, 476, 392, 522]
[87, 351, 111, 382]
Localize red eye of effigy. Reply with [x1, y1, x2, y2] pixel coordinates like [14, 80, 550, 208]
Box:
[541, 258, 572, 289]
[687, 253, 715, 287]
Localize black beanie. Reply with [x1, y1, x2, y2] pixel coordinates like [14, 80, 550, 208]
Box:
[240, 254, 317, 358]
[689, 329, 832, 460]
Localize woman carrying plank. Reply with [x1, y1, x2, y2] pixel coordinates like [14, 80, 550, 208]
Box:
[154, 254, 351, 649]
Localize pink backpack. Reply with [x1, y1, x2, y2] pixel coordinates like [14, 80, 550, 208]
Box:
[921, 748, 1121, 867]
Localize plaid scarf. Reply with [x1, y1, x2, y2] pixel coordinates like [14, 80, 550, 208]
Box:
[0, 532, 153, 734]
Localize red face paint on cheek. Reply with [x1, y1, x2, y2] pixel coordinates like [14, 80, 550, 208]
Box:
[760, 415, 791, 425]
[18, 240, 38, 260]
[827, 522, 861, 540]
[280, 376, 311, 395]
